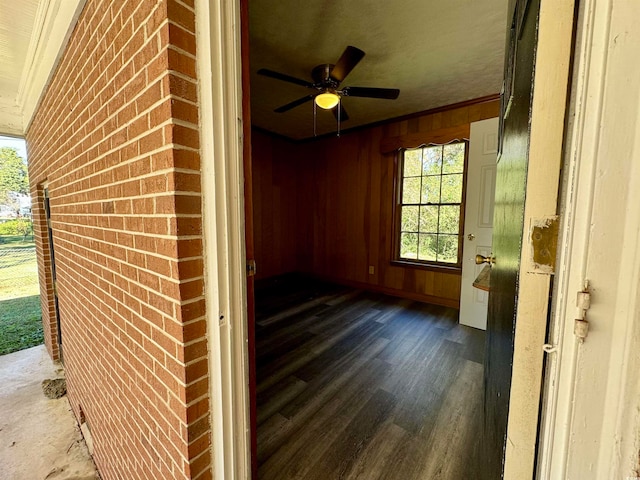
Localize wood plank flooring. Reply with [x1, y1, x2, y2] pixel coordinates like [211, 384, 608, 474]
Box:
[256, 275, 486, 480]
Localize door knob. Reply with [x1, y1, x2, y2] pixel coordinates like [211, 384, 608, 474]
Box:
[475, 254, 495, 266]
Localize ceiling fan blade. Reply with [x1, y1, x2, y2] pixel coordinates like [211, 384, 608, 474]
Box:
[274, 94, 316, 113]
[342, 86, 400, 99]
[258, 68, 314, 88]
[330, 46, 365, 83]
[332, 103, 349, 122]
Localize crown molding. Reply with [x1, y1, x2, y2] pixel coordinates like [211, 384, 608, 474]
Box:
[0, 0, 86, 136]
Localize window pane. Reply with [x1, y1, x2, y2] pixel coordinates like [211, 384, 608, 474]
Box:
[441, 174, 463, 203]
[403, 149, 422, 177]
[397, 142, 466, 266]
[401, 206, 419, 232]
[421, 175, 440, 204]
[400, 233, 418, 259]
[439, 205, 460, 234]
[437, 234, 459, 263]
[402, 177, 421, 204]
[419, 205, 438, 233]
[422, 146, 442, 175]
[418, 234, 437, 261]
[443, 143, 465, 173]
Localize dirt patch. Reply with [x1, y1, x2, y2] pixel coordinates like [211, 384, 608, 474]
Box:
[42, 378, 67, 399]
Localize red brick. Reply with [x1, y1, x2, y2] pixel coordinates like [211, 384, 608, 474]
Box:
[168, 22, 196, 55]
[168, 48, 197, 79]
[185, 358, 208, 384]
[177, 258, 204, 279]
[173, 195, 201, 215]
[171, 172, 201, 192]
[26, 0, 209, 478]
[166, 124, 199, 149]
[170, 98, 199, 125]
[166, 74, 197, 103]
[171, 149, 200, 170]
[149, 99, 172, 128]
[179, 279, 204, 301]
[170, 217, 202, 236]
[183, 339, 207, 364]
[167, 0, 195, 33]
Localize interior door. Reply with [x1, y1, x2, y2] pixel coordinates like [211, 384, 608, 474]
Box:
[459, 118, 498, 330]
[240, 0, 257, 477]
[483, 0, 575, 477]
[484, 0, 539, 477]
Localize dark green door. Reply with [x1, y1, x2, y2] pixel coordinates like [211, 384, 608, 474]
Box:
[483, 0, 539, 477]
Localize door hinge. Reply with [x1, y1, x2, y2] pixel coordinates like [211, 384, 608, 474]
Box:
[574, 280, 591, 343]
[247, 259, 256, 277]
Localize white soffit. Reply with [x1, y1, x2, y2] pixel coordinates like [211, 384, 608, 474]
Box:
[249, 0, 508, 140]
[0, 0, 38, 135]
[0, 0, 86, 136]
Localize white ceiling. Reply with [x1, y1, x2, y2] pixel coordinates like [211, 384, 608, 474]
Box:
[0, 0, 39, 132]
[249, 0, 508, 140]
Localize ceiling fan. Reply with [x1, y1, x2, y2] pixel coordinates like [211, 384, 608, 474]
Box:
[258, 46, 400, 124]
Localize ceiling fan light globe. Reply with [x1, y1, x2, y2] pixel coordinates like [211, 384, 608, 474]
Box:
[315, 92, 340, 110]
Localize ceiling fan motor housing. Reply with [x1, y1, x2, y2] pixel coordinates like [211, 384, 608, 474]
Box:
[312, 64, 339, 88]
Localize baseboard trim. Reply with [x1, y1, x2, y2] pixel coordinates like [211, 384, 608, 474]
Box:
[306, 273, 461, 310]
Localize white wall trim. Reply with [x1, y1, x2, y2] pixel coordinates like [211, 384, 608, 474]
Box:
[536, 0, 611, 475]
[196, 0, 251, 478]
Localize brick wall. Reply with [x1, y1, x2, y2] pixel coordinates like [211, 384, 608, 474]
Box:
[26, 1, 211, 478]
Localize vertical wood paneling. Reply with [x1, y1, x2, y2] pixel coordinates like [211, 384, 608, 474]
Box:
[251, 131, 299, 279]
[252, 99, 500, 307]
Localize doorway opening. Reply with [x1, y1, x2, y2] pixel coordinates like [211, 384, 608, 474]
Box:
[0, 136, 42, 357]
[244, 1, 509, 478]
[43, 186, 62, 361]
[205, 1, 570, 478]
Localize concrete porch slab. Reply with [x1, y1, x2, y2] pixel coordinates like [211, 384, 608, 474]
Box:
[0, 345, 98, 479]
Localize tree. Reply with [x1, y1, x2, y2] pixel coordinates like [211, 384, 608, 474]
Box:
[0, 147, 29, 213]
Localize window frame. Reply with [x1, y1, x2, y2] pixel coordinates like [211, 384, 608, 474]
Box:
[391, 140, 469, 273]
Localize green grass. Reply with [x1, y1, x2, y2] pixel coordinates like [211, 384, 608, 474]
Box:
[0, 238, 43, 355]
[0, 295, 43, 355]
[0, 235, 35, 250]
[0, 246, 40, 300]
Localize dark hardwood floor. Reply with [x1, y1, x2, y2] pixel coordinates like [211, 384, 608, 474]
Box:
[256, 274, 486, 480]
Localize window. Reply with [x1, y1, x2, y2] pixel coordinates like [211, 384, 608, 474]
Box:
[395, 141, 467, 267]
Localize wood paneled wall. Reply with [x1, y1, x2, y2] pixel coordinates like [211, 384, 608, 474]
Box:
[251, 98, 500, 307]
[251, 130, 300, 279]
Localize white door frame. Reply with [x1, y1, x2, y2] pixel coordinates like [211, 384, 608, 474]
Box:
[196, 0, 640, 478]
[196, 0, 251, 478]
[538, 0, 640, 478]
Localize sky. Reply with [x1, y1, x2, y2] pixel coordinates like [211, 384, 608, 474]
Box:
[0, 135, 28, 160]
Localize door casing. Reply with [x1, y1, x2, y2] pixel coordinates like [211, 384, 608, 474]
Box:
[499, 0, 576, 477]
[538, 0, 640, 477]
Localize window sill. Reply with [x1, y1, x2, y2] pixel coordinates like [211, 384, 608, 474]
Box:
[391, 260, 462, 275]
